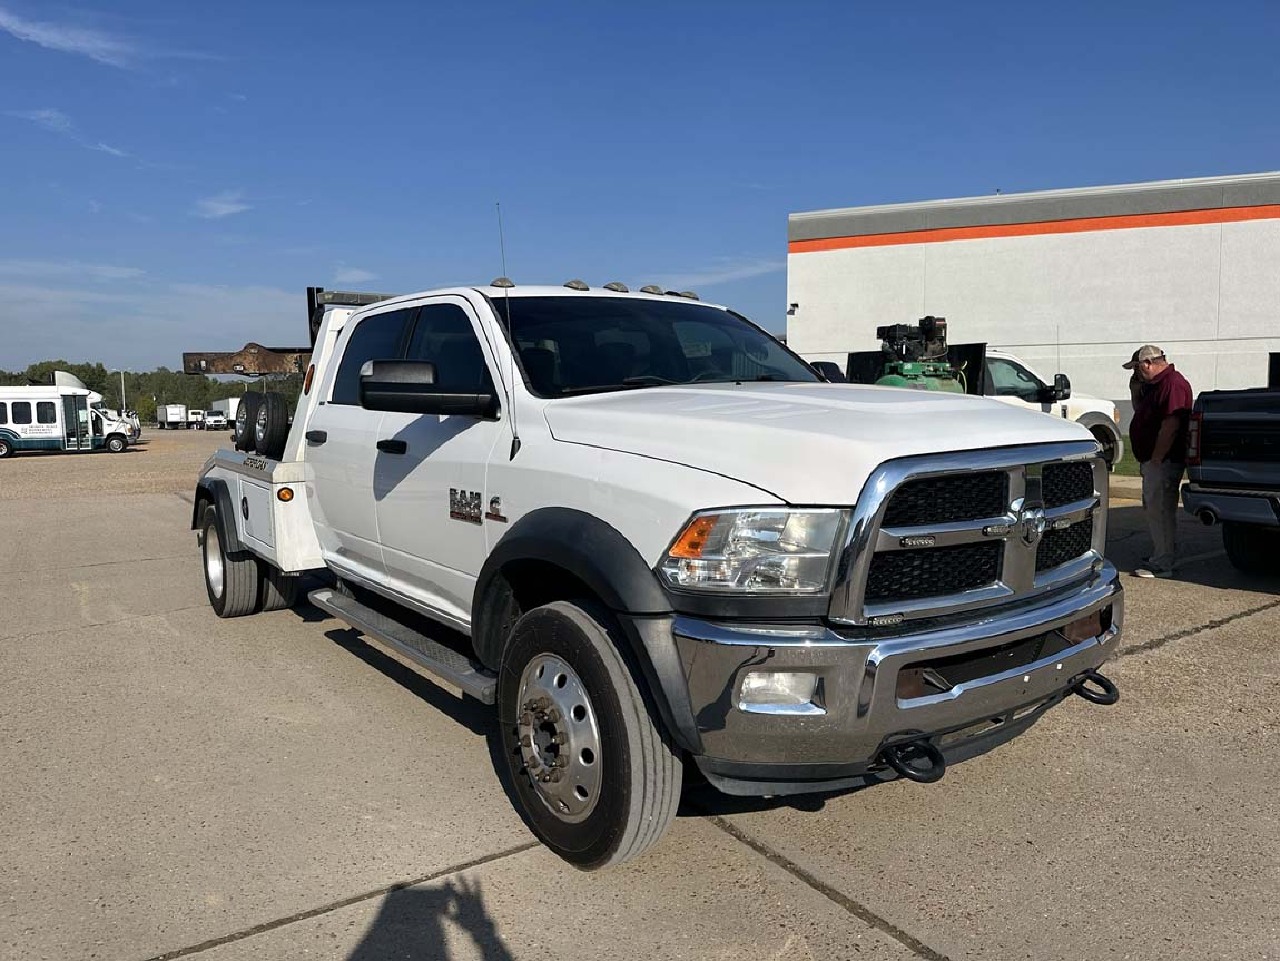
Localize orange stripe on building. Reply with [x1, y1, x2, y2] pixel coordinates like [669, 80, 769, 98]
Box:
[788, 204, 1280, 254]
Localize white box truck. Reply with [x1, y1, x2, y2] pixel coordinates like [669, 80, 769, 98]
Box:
[157, 404, 188, 429]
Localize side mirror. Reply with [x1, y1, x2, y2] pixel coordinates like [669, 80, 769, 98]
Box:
[1053, 373, 1071, 401]
[359, 360, 497, 417]
[811, 361, 847, 383]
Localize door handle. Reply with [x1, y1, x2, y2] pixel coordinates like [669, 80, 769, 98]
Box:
[377, 439, 408, 455]
[305, 430, 327, 444]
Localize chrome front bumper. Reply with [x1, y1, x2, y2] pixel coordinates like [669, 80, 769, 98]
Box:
[672, 562, 1123, 794]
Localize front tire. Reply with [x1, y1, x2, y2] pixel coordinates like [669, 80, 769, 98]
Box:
[106, 434, 127, 453]
[201, 504, 261, 617]
[493, 600, 681, 870]
[1222, 521, 1280, 575]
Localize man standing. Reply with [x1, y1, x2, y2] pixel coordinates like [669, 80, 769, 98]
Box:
[1123, 345, 1194, 578]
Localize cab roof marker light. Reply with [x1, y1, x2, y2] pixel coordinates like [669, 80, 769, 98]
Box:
[603, 281, 629, 292]
[679, 290, 700, 300]
[564, 279, 589, 291]
[492, 276, 516, 288]
[639, 285, 663, 294]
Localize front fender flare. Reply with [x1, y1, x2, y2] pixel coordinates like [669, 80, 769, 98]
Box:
[472, 508, 702, 752]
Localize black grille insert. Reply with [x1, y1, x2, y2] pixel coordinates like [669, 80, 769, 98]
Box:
[1042, 462, 1094, 508]
[1037, 517, 1094, 572]
[866, 542, 1002, 603]
[882, 472, 1009, 527]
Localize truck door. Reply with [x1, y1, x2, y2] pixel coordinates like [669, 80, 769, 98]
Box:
[304, 305, 416, 585]
[374, 298, 507, 625]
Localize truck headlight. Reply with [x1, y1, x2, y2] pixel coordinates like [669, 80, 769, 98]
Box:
[659, 508, 847, 594]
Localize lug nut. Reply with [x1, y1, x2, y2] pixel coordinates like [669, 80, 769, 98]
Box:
[547, 708, 562, 723]
[519, 735, 532, 747]
[551, 733, 567, 745]
[519, 712, 533, 727]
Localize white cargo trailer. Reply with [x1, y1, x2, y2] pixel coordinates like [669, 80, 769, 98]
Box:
[157, 404, 188, 429]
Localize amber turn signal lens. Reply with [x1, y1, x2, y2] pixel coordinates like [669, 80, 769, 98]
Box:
[303, 364, 316, 395]
[277, 487, 294, 502]
[669, 514, 720, 559]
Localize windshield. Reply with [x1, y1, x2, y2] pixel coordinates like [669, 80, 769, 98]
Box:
[490, 296, 819, 398]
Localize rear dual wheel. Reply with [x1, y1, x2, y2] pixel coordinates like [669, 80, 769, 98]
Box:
[493, 600, 681, 870]
[201, 503, 298, 617]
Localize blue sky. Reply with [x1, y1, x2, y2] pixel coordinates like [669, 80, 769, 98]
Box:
[2, 0, 1278, 371]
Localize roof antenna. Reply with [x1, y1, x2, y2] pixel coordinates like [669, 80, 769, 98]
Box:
[496, 201, 521, 459]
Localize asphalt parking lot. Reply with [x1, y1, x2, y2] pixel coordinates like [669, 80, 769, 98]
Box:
[2, 429, 1277, 961]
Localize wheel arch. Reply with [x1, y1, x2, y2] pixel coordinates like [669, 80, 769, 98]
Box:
[193, 477, 249, 556]
[472, 507, 701, 753]
[1077, 412, 1123, 464]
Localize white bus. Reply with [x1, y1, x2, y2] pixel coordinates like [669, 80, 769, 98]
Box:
[0, 384, 134, 458]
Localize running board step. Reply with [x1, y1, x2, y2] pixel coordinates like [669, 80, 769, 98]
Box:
[309, 588, 497, 704]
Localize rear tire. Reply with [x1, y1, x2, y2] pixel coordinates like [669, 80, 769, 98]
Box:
[234, 394, 263, 452]
[258, 564, 299, 612]
[254, 392, 290, 460]
[0, 438, 11, 458]
[493, 599, 681, 870]
[1222, 521, 1280, 575]
[201, 504, 261, 617]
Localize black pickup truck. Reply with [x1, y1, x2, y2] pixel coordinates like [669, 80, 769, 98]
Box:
[1182, 387, 1280, 574]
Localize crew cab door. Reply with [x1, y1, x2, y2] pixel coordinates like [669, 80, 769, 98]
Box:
[304, 305, 416, 584]
[374, 297, 508, 625]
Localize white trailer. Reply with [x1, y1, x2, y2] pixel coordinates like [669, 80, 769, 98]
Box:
[786, 170, 1280, 418]
[209, 398, 240, 423]
[157, 404, 188, 429]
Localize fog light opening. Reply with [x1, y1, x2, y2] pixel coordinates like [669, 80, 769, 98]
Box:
[738, 671, 824, 715]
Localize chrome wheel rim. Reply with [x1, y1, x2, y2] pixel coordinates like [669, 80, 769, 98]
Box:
[516, 654, 602, 823]
[204, 525, 225, 599]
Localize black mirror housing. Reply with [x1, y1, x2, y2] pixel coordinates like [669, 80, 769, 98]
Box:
[811, 361, 847, 383]
[1053, 373, 1072, 401]
[359, 359, 498, 417]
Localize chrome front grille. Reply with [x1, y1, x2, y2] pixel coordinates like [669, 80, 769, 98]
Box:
[1042, 461, 1095, 508]
[865, 542, 1002, 602]
[882, 472, 1009, 527]
[828, 441, 1107, 625]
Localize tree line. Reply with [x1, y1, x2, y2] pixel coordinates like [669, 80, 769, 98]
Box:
[0, 360, 302, 423]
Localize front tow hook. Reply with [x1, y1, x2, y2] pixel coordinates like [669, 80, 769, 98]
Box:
[1071, 669, 1120, 706]
[880, 740, 947, 784]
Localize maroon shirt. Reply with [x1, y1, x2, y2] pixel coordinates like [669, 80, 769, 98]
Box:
[1129, 364, 1193, 462]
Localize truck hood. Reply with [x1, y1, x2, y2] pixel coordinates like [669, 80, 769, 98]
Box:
[542, 383, 1095, 503]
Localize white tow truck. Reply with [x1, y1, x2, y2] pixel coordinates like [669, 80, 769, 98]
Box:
[189, 282, 1124, 869]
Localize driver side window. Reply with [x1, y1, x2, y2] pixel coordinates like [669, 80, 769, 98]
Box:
[986, 358, 1043, 400]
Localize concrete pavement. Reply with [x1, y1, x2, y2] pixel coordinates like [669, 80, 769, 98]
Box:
[2, 430, 1276, 960]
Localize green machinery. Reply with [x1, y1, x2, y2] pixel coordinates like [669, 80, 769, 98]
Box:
[844, 315, 975, 394]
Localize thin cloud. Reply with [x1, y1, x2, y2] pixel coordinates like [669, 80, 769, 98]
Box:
[0, 259, 146, 282]
[650, 257, 785, 290]
[8, 107, 133, 160]
[334, 266, 378, 283]
[194, 190, 252, 219]
[8, 107, 72, 133]
[0, 6, 136, 68]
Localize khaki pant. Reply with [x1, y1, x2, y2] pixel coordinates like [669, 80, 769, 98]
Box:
[1140, 460, 1185, 570]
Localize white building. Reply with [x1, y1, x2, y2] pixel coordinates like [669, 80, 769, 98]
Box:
[786, 171, 1280, 414]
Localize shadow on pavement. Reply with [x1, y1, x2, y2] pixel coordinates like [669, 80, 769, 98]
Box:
[1106, 504, 1278, 592]
[346, 876, 513, 961]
